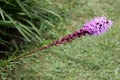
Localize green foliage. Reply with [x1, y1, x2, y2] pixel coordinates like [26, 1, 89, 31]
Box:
[0, 0, 66, 59]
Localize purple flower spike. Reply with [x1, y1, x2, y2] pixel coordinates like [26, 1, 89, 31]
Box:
[81, 16, 112, 36]
[51, 16, 112, 45]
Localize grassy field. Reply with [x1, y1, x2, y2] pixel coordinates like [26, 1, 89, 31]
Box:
[0, 0, 120, 80]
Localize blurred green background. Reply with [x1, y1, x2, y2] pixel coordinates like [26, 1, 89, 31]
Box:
[0, 0, 120, 80]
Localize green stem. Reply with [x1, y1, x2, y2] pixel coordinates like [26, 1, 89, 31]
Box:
[8, 42, 55, 62]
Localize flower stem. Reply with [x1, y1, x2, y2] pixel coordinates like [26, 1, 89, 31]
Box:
[8, 29, 87, 62]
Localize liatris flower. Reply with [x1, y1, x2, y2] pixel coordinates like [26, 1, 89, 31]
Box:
[10, 16, 112, 62]
[52, 16, 112, 45]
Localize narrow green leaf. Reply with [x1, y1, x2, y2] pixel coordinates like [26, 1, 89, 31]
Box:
[0, 8, 5, 21]
[40, 8, 62, 18]
[16, 0, 31, 18]
[0, 21, 14, 26]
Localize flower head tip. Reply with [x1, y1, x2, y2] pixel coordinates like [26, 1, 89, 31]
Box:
[81, 16, 112, 36]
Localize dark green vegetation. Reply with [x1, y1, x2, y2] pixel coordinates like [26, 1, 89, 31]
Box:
[0, 0, 120, 80]
[0, 0, 66, 59]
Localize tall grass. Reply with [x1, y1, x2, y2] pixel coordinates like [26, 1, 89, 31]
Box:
[0, 0, 66, 59]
